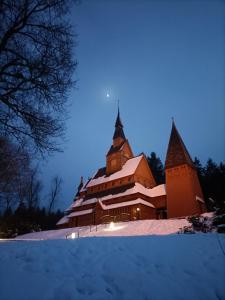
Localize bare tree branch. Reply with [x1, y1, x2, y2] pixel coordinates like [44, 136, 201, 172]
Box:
[0, 0, 77, 154]
[48, 175, 62, 213]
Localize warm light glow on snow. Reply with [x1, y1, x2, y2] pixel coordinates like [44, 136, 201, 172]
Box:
[109, 221, 115, 230]
[104, 222, 126, 232]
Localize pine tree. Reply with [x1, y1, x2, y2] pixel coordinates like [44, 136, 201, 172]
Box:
[147, 152, 165, 184]
[194, 157, 204, 177]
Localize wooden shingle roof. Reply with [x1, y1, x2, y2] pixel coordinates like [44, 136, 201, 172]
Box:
[165, 121, 195, 169]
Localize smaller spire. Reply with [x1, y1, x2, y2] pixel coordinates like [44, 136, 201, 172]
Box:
[165, 120, 195, 169]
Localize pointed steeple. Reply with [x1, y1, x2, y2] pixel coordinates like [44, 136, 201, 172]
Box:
[165, 120, 195, 169]
[113, 108, 126, 140]
[106, 109, 133, 174]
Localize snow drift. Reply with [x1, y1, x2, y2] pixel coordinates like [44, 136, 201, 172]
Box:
[0, 234, 225, 300]
[16, 219, 191, 240]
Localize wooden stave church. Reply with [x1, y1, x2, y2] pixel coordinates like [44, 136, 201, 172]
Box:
[57, 111, 206, 228]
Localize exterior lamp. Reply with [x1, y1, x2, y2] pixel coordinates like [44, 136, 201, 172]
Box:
[137, 207, 140, 211]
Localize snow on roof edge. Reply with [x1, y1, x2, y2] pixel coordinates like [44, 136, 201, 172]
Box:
[196, 196, 205, 203]
[69, 183, 166, 210]
[56, 216, 69, 225]
[68, 209, 93, 218]
[86, 155, 143, 188]
[99, 198, 155, 210]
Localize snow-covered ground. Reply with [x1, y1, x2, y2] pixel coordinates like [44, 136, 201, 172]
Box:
[0, 234, 225, 300]
[16, 219, 191, 240]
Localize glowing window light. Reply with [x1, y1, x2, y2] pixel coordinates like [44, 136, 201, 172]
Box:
[109, 221, 115, 230]
[71, 232, 76, 239]
[137, 208, 140, 211]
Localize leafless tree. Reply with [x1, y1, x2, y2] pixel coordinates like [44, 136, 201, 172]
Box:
[24, 166, 42, 209]
[0, 0, 77, 154]
[48, 175, 62, 212]
[0, 136, 30, 209]
[0, 136, 44, 211]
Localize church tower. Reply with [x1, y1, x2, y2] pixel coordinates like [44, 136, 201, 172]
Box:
[106, 109, 133, 175]
[165, 120, 206, 218]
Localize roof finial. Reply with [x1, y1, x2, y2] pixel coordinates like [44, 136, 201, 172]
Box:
[117, 99, 120, 113]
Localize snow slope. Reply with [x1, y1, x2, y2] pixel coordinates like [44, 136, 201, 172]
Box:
[0, 234, 225, 300]
[16, 219, 190, 240]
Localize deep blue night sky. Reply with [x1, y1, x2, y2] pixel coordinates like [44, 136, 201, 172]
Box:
[40, 0, 225, 210]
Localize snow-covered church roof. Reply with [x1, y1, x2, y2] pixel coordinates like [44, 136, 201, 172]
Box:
[86, 155, 143, 188]
[65, 182, 166, 212]
[98, 198, 155, 210]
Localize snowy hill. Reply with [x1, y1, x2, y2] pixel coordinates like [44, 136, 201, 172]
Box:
[16, 218, 190, 240]
[0, 234, 225, 300]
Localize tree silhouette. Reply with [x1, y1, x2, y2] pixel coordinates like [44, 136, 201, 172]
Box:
[147, 152, 165, 184]
[194, 157, 225, 211]
[0, 0, 77, 154]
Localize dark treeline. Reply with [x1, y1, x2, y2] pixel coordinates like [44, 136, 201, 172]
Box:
[194, 158, 225, 213]
[147, 152, 225, 212]
[0, 206, 63, 238]
[0, 137, 64, 238]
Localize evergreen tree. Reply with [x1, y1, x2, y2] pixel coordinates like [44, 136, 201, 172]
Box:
[194, 157, 225, 212]
[194, 157, 204, 177]
[203, 159, 225, 210]
[194, 157, 212, 210]
[147, 152, 165, 184]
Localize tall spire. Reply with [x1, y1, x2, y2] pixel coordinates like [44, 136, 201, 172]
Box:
[106, 108, 133, 174]
[113, 108, 126, 140]
[165, 120, 195, 169]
